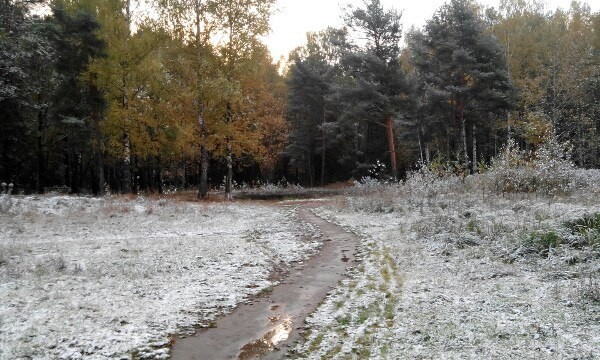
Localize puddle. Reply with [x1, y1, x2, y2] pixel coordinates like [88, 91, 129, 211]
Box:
[238, 317, 292, 359]
[170, 204, 359, 359]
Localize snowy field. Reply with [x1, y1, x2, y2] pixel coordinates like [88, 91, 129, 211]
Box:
[0, 195, 321, 359]
[294, 171, 600, 359]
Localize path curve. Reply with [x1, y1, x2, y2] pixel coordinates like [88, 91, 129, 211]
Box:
[170, 202, 359, 359]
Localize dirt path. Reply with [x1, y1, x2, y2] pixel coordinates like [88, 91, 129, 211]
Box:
[170, 203, 360, 359]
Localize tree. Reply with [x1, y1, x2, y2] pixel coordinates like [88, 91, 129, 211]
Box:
[156, 0, 222, 197]
[338, 0, 408, 180]
[89, 0, 171, 193]
[490, 0, 599, 167]
[48, 2, 106, 194]
[213, 0, 276, 197]
[286, 31, 338, 186]
[0, 1, 40, 189]
[408, 0, 514, 171]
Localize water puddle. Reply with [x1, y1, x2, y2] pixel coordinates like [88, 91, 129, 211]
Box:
[238, 317, 292, 359]
[170, 203, 359, 359]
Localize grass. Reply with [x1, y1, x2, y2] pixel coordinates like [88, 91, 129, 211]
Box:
[336, 315, 351, 326]
[308, 333, 324, 353]
[525, 229, 561, 249]
[565, 213, 600, 246]
[322, 344, 342, 359]
[583, 279, 600, 302]
[466, 218, 481, 234]
[295, 166, 600, 359]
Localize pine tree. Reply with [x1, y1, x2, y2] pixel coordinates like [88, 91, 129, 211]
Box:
[338, 0, 408, 180]
[286, 31, 338, 186]
[408, 0, 514, 170]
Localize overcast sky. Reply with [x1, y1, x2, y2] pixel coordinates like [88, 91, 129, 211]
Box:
[264, 0, 598, 62]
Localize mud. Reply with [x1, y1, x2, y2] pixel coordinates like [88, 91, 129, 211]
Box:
[170, 203, 359, 359]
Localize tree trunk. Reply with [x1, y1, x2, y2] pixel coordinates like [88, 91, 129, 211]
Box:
[156, 166, 163, 194]
[93, 149, 104, 195]
[459, 96, 469, 170]
[320, 126, 326, 187]
[182, 157, 187, 190]
[224, 102, 233, 199]
[418, 126, 426, 164]
[472, 124, 477, 173]
[64, 150, 71, 190]
[72, 151, 81, 193]
[198, 110, 209, 199]
[385, 116, 398, 180]
[37, 107, 46, 194]
[225, 141, 232, 199]
[123, 134, 131, 193]
[307, 152, 314, 187]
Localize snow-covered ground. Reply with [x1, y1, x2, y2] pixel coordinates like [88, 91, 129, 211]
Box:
[294, 174, 600, 359]
[2, 169, 599, 359]
[0, 195, 321, 359]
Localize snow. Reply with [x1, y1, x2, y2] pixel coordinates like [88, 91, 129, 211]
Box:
[293, 174, 600, 359]
[2, 169, 599, 359]
[0, 195, 321, 359]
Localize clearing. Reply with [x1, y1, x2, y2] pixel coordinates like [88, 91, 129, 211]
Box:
[1, 170, 600, 359]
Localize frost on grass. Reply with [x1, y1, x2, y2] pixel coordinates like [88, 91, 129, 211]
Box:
[0, 195, 320, 359]
[294, 167, 600, 359]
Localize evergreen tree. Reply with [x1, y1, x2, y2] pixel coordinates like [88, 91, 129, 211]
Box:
[0, 1, 39, 188]
[408, 0, 514, 171]
[286, 31, 338, 186]
[338, 0, 408, 180]
[48, 3, 106, 194]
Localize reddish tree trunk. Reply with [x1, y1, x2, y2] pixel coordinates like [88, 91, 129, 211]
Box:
[385, 116, 398, 180]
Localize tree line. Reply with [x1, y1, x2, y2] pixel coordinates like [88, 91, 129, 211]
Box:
[1, 0, 287, 196]
[286, 0, 599, 185]
[1, 0, 598, 195]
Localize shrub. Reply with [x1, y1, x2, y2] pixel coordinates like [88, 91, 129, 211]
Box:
[485, 137, 575, 195]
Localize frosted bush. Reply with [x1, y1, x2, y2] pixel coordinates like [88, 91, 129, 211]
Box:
[486, 137, 576, 195]
[0, 194, 12, 213]
[355, 176, 388, 190]
[404, 162, 464, 202]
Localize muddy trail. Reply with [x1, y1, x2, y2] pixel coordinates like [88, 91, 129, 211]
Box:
[170, 203, 360, 359]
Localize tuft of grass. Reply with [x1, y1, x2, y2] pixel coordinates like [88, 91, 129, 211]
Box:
[466, 218, 481, 234]
[380, 266, 391, 283]
[580, 274, 600, 303]
[348, 280, 358, 290]
[336, 315, 351, 326]
[568, 213, 600, 231]
[323, 344, 342, 359]
[256, 286, 273, 297]
[309, 333, 324, 352]
[384, 298, 396, 322]
[522, 230, 561, 255]
[353, 334, 373, 358]
[357, 308, 370, 324]
[565, 213, 600, 246]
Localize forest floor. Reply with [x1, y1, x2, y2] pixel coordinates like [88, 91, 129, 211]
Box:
[1, 175, 600, 359]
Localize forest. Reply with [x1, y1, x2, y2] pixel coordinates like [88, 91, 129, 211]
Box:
[1, 0, 598, 196]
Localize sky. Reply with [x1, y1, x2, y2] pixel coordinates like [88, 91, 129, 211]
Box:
[264, 0, 599, 62]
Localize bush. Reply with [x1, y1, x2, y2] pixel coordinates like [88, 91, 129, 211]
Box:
[485, 137, 575, 195]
